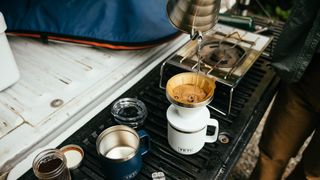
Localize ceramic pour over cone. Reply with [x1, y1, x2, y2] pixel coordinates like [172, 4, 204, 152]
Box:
[166, 72, 216, 108]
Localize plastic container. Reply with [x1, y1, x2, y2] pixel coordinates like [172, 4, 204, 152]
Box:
[111, 98, 148, 129]
[0, 12, 20, 91]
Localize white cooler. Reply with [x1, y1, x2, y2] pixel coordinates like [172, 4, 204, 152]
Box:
[0, 12, 20, 91]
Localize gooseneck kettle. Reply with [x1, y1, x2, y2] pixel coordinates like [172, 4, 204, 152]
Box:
[166, 0, 221, 37]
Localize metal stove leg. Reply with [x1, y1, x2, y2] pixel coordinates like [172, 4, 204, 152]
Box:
[228, 87, 234, 116]
[159, 61, 168, 89]
[207, 104, 227, 116]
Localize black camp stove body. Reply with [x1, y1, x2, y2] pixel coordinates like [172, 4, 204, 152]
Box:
[20, 17, 284, 180]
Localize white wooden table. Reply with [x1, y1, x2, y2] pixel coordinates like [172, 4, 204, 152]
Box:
[0, 35, 189, 179]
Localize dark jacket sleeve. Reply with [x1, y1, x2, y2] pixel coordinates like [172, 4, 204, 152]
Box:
[271, 0, 320, 83]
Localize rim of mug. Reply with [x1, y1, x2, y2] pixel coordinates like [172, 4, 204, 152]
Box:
[168, 122, 206, 133]
[96, 125, 140, 162]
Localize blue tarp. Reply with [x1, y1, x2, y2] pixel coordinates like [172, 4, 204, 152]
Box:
[0, 0, 179, 47]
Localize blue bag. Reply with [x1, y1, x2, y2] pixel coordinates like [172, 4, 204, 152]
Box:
[0, 0, 180, 49]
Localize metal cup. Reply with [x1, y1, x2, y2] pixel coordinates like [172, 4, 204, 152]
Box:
[96, 125, 150, 179]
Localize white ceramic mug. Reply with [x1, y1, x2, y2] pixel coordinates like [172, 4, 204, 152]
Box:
[167, 105, 219, 155]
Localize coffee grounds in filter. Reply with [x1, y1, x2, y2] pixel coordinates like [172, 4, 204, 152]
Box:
[172, 84, 207, 103]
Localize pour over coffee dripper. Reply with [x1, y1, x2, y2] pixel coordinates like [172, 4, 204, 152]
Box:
[166, 72, 216, 116]
[165, 72, 219, 155]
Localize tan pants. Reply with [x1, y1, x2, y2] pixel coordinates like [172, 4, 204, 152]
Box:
[250, 54, 320, 180]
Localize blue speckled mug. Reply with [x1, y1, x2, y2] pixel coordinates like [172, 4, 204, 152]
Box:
[96, 125, 150, 180]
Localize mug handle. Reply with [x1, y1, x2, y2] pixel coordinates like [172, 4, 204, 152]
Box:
[137, 130, 150, 156]
[205, 118, 219, 143]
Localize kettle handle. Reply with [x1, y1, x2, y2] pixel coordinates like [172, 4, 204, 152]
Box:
[205, 118, 219, 143]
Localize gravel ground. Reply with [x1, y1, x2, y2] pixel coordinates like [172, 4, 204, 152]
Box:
[228, 99, 311, 180]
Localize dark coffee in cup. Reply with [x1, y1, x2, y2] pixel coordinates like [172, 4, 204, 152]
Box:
[38, 158, 63, 173]
[32, 149, 71, 180]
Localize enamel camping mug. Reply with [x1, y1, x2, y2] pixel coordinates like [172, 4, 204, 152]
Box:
[167, 105, 219, 155]
[96, 125, 150, 179]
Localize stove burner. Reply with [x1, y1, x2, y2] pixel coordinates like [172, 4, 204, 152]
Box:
[200, 41, 245, 68]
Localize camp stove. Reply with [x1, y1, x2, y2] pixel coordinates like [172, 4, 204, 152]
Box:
[160, 24, 272, 116]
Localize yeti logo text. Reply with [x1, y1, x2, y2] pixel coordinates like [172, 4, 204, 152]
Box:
[178, 147, 192, 153]
[124, 171, 138, 179]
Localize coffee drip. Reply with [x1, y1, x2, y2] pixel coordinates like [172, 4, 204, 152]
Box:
[166, 72, 219, 155]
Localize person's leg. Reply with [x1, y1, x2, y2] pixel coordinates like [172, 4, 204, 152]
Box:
[250, 82, 318, 180]
[285, 53, 320, 179]
[286, 123, 320, 180]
